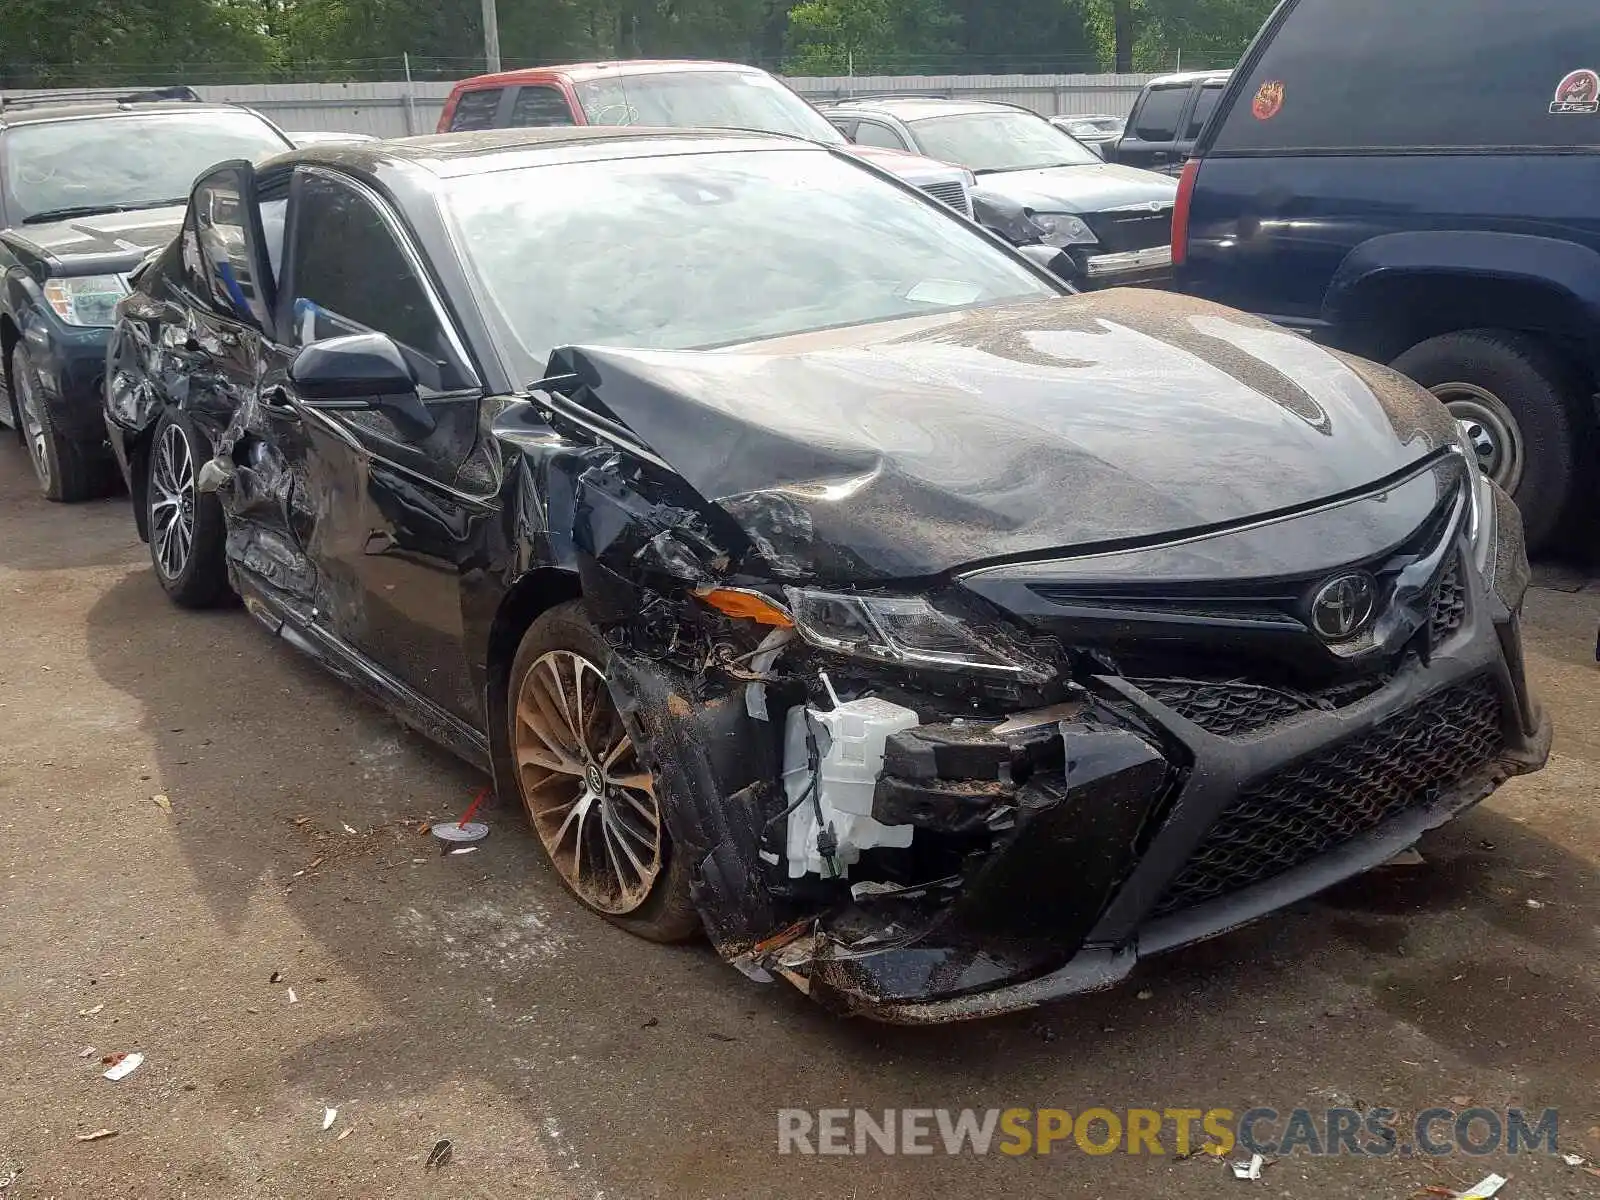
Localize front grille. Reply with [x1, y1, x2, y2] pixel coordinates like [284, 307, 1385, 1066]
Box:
[1429, 558, 1467, 645]
[919, 180, 971, 215]
[1083, 208, 1173, 253]
[1151, 676, 1505, 917]
[1130, 675, 1390, 738]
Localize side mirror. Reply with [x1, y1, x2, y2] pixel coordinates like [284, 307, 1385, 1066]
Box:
[288, 332, 436, 440]
[1016, 243, 1078, 288]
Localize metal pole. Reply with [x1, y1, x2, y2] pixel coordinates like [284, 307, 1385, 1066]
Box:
[402, 52, 418, 135]
[481, 0, 502, 73]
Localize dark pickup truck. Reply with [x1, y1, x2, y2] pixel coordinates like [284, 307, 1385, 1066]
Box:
[1175, 0, 1599, 551]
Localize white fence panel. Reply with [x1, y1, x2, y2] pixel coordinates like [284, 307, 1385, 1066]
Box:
[1, 73, 1161, 139]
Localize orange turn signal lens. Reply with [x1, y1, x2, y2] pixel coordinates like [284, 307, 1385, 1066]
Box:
[694, 587, 795, 627]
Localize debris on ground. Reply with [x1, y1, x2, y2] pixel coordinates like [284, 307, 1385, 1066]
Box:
[342, 823, 358, 836]
[287, 989, 298, 1004]
[0, 1164, 20, 1191]
[74, 1130, 116, 1143]
[77, 1046, 95, 1058]
[78, 1004, 103, 1017]
[1561, 1153, 1587, 1167]
[150, 794, 172, 813]
[293, 816, 311, 827]
[1231, 1153, 1265, 1180]
[1455, 1175, 1509, 1199]
[425, 1139, 453, 1171]
[641, 1017, 659, 1029]
[1136, 989, 1154, 1001]
[337, 1127, 354, 1142]
[269, 971, 283, 984]
[1383, 847, 1426, 866]
[1526, 898, 1545, 909]
[102, 1052, 143, 1081]
[322, 1107, 337, 1131]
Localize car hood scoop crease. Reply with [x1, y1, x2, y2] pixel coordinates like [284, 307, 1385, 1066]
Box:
[547, 291, 1457, 582]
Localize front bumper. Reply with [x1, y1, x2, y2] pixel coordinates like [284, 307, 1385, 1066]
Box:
[1082, 243, 1174, 285]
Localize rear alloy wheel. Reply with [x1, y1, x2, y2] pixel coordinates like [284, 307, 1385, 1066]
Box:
[147, 409, 230, 608]
[508, 602, 698, 942]
[1392, 330, 1585, 552]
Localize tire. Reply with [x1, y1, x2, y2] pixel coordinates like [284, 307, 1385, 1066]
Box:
[10, 341, 109, 503]
[507, 601, 699, 943]
[1391, 330, 1586, 552]
[147, 408, 230, 609]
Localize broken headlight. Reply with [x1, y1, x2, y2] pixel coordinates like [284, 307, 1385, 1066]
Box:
[786, 589, 1044, 679]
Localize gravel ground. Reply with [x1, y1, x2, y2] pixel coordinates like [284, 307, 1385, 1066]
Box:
[0, 436, 1597, 1200]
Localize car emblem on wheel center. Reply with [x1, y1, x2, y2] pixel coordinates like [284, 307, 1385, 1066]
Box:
[1310, 572, 1379, 641]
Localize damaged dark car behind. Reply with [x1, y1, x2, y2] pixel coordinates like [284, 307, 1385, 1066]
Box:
[104, 127, 1550, 1023]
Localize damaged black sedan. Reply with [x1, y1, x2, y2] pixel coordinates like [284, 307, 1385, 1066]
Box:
[105, 128, 1549, 1022]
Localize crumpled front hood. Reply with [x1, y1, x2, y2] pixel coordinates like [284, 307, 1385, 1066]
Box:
[972, 162, 1175, 214]
[550, 290, 1458, 582]
[6, 205, 184, 272]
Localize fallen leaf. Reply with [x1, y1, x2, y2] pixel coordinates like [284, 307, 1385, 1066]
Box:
[417, 821, 432, 835]
[1451, 1095, 1472, 1106]
[293, 816, 311, 827]
[151, 794, 172, 813]
[75, 1130, 116, 1143]
[337, 1127, 354, 1141]
[78, 1004, 103, 1017]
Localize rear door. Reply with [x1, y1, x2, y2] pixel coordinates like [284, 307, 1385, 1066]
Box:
[267, 165, 490, 722]
[1114, 83, 1194, 173]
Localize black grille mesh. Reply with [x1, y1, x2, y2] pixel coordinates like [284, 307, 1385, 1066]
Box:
[1151, 677, 1504, 917]
[1134, 679, 1310, 738]
[1429, 559, 1468, 645]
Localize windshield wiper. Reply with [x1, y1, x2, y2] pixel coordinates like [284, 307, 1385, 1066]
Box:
[21, 197, 187, 225]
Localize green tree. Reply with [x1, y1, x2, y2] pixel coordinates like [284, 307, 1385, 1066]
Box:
[784, 0, 959, 75]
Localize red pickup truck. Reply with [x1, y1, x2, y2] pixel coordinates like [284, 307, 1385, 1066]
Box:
[436, 60, 976, 217]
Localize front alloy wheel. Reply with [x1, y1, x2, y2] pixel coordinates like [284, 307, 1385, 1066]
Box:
[506, 602, 699, 942]
[150, 421, 196, 582]
[515, 649, 663, 914]
[13, 350, 51, 492]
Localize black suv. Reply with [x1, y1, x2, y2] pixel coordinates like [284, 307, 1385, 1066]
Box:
[1107, 70, 1230, 175]
[0, 88, 291, 500]
[1176, 0, 1600, 551]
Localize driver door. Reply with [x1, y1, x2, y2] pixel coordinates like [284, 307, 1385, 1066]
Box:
[264, 165, 489, 723]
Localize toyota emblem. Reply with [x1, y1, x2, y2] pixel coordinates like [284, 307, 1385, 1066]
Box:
[1310, 572, 1378, 642]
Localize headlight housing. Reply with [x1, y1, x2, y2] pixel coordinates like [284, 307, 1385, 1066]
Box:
[43, 274, 130, 327]
[1026, 211, 1098, 249]
[786, 588, 1048, 680]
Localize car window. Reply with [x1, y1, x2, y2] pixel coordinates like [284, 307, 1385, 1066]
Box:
[907, 110, 1101, 172]
[1214, 0, 1600, 151]
[509, 86, 575, 127]
[441, 147, 1058, 382]
[448, 88, 503, 132]
[284, 170, 468, 393]
[1131, 87, 1190, 142]
[0, 110, 290, 225]
[1186, 85, 1224, 140]
[853, 120, 909, 150]
[572, 70, 848, 144]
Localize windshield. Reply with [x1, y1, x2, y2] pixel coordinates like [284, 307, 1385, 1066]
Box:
[443, 147, 1056, 380]
[573, 71, 847, 144]
[3, 110, 290, 224]
[910, 111, 1101, 172]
